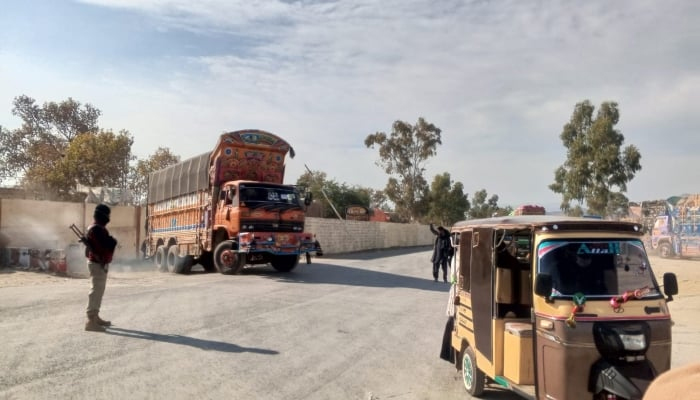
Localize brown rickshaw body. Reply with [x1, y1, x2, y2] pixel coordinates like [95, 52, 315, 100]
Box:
[447, 215, 676, 400]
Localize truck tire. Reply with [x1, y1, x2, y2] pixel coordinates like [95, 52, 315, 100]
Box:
[167, 246, 186, 274]
[197, 252, 215, 272]
[155, 245, 168, 272]
[270, 255, 299, 272]
[659, 243, 673, 258]
[181, 255, 195, 274]
[214, 240, 245, 275]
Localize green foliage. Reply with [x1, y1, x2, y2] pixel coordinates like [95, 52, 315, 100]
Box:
[296, 169, 373, 219]
[468, 189, 505, 219]
[425, 173, 470, 226]
[365, 117, 441, 222]
[60, 130, 134, 199]
[549, 100, 641, 217]
[129, 147, 181, 205]
[0, 95, 135, 201]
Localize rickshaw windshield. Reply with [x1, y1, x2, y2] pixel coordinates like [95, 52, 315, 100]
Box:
[537, 239, 662, 299]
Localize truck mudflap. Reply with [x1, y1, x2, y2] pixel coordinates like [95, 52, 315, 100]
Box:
[236, 232, 318, 256]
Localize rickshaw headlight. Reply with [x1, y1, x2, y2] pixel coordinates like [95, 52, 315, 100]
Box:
[618, 333, 646, 351]
[594, 322, 651, 362]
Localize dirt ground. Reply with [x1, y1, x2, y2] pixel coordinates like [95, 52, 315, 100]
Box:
[2, 254, 699, 368]
[3, 255, 698, 290]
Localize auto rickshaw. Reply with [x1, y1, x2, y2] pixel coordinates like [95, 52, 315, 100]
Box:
[442, 215, 679, 400]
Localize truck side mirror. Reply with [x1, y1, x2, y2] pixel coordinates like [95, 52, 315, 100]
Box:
[663, 272, 678, 302]
[535, 273, 553, 299]
[304, 192, 313, 206]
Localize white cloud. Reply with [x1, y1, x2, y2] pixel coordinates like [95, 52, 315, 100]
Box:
[2, 0, 699, 209]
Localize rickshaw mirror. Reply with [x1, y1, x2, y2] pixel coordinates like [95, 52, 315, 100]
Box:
[663, 272, 679, 301]
[535, 273, 553, 299]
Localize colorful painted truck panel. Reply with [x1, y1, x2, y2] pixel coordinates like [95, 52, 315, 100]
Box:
[145, 129, 318, 274]
[643, 195, 700, 258]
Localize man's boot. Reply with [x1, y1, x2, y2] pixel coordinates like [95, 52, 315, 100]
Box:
[85, 314, 106, 332]
[96, 314, 112, 326]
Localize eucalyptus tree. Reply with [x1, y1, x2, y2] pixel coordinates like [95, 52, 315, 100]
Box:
[425, 172, 470, 226]
[549, 101, 641, 217]
[364, 118, 441, 222]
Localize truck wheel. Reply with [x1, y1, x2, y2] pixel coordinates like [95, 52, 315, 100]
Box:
[155, 245, 168, 272]
[167, 246, 186, 274]
[462, 346, 485, 396]
[659, 243, 672, 258]
[270, 255, 299, 272]
[181, 255, 195, 274]
[214, 240, 245, 275]
[197, 252, 215, 272]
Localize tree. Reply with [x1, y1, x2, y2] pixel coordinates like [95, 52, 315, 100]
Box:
[129, 147, 181, 205]
[468, 189, 508, 219]
[364, 118, 441, 222]
[296, 169, 373, 219]
[0, 95, 123, 199]
[59, 130, 134, 201]
[549, 100, 641, 217]
[425, 173, 470, 227]
[369, 189, 390, 211]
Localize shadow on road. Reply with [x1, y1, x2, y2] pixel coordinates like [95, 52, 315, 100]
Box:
[324, 246, 432, 260]
[243, 250, 450, 293]
[105, 327, 279, 355]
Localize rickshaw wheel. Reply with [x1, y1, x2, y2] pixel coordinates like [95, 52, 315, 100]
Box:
[462, 346, 485, 396]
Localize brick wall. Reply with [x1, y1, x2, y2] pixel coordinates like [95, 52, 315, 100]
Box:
[304, 217, 434, 255]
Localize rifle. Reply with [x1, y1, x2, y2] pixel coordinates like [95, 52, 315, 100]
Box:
[69, 223, 102, 264]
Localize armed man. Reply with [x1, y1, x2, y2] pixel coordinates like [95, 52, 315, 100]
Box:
[83, 204, 118, 332]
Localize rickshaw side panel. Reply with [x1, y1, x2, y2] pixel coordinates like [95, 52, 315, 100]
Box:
[471, 228, 495, 365]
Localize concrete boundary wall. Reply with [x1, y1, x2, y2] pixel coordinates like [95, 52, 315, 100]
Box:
[0, 199, 434, 266]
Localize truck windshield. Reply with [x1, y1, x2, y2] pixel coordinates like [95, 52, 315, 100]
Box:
[537, 239, 661, 299]
[239, 184, 301, 208]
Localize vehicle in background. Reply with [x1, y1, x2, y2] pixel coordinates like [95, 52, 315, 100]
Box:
[512, 204, 546, 216]
[442, 215, 678, 399]
[642, 195, 700, 258]
[145, 129, 319, 275]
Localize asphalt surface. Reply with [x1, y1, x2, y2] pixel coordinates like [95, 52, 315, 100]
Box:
[1, 249, 698, 400]
[0, 248, 491, 400]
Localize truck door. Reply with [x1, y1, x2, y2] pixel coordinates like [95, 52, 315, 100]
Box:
[215, 185, 236, 226]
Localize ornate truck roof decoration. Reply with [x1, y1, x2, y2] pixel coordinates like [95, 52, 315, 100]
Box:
[211, 129, 295, 186]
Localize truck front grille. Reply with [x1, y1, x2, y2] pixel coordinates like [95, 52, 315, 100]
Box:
[240, 221, 305, 232]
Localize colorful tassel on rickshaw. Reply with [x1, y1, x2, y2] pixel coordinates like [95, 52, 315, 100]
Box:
[566, 292, 586, 328]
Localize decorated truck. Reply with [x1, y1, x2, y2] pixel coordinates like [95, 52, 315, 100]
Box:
[642, 195, 700, 258]
[145, 129, 319, 274]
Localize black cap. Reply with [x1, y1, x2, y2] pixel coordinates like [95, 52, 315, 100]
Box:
[95, 204, 110, 215]
[94, 204, 111, 224]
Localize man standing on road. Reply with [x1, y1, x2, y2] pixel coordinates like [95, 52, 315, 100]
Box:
[84, 204, 118, 332]
[429, 223, 452, 282]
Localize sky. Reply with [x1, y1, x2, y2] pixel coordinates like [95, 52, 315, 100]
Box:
[1, 0, 699, 211]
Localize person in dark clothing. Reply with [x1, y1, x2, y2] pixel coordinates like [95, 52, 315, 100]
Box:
[430, 223, 452, 282]
[84, 204, 118, 332]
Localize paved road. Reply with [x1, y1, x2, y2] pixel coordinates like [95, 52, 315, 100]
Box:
[1, 249, 698, 400]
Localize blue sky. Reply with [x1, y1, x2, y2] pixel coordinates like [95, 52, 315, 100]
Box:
[1, 0, 699, 210]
